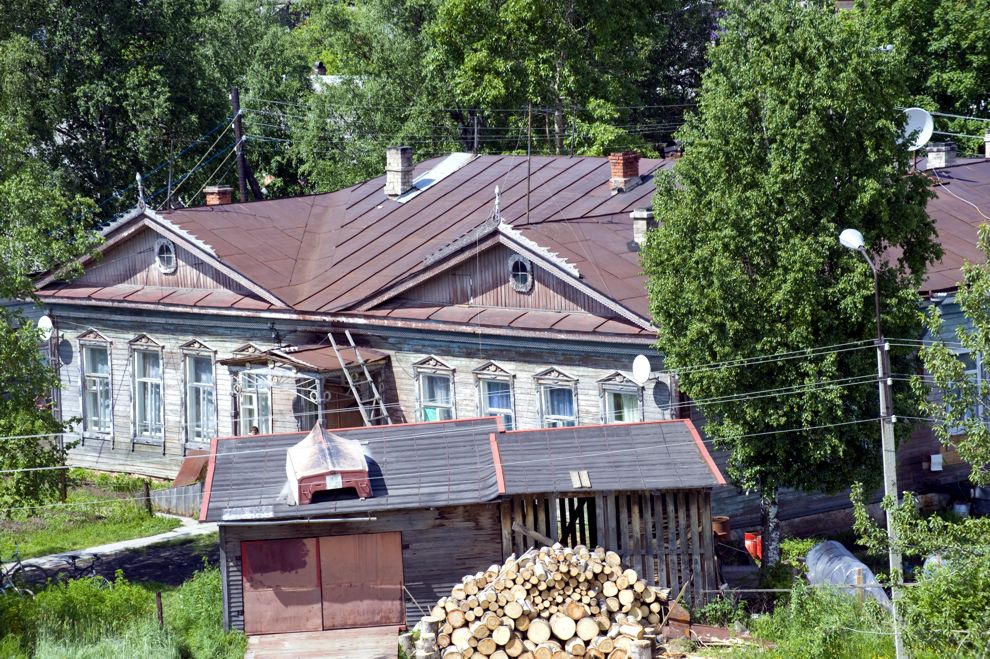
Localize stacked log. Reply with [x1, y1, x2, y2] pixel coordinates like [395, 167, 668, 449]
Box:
[423, 544, 669, 659]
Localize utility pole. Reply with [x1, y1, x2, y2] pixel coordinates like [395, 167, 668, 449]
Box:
[229, 86, 248, 203]
[839, 228, 905, 659]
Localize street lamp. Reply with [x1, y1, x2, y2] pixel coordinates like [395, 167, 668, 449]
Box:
[840, 227, 905, 659]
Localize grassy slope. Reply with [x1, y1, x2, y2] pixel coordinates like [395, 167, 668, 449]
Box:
[0, 469, 179, 559]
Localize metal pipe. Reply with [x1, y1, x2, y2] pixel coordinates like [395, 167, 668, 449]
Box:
[218, 516, 376, 526]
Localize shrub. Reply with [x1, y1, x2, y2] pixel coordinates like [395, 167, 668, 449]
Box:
[694, 593, 747, 627]
[165, 566, 246, 659]
[747, 583, 893, 659]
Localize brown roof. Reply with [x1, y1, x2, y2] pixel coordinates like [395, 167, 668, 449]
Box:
[157, 154, 666, 318]
[219, 344, 387, 372]
[921, 158, 990, 294]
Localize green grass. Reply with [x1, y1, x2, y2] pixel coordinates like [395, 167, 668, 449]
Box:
[0, 469, 180, 560]
[0, 567, 245, 659]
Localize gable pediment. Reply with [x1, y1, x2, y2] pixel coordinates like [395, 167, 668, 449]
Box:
[534, 367, 576, 383]
[472, 360, 512, 377]
[179, 339, 215, 352]
[413, 355, 453, 371]
[128, 333, 163, 348]
[77, 328, 110, 343]
[232, 343, 265, 355]
[597, 371, 638, 387]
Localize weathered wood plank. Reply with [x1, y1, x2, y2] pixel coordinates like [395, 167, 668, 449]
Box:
[688, 491, 703, 605]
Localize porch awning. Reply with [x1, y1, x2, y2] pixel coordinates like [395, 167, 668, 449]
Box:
[219, 344, 388, 373]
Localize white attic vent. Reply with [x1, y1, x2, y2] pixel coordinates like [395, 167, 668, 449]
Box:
[569, 470, 591, 488]
[394, 152, 474, 204]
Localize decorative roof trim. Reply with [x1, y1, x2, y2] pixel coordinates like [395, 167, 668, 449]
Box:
[412, 355, 453, 371]
[596, 371, 639, 386]
[128, 333, 163, 348]
[77, 328, 111, 343]
[498, 223, 580, 278]
[472, 360, 513, 377]
[534, 366, 577, 382]
[179, 339, 216, 352]
[143, 208, 217, 258]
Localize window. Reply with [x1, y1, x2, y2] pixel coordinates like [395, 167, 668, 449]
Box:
[82, 345, 112, 433]
[541, 386, 576, 427]
[239, 372, 272, 434]
[419, 373, 453, 421]
[185, 354, 215, 442]
[947, 352, 983, 435]
[155, 238, 176, 274]
[134, 350, 163, 438]
[480, 379, 514, 430]
[604, 388, 642, 423]
[508, 254, 533, 293]
[295, 378, 320, 431]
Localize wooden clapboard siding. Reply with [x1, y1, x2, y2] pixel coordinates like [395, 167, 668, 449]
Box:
[502, 490, 716, 607]
[387, 244, 614, 315]
[220, 504, 503, 632]
[55, 306, 673, 478]
[73, 226, 251, 293]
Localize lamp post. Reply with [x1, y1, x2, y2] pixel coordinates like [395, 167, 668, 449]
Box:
[839, 227, 905, 659]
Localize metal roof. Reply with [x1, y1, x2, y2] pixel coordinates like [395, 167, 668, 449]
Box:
[202, 418, 502, 522]
[495, 421, 726, 495]
[201, 417, 724, 523]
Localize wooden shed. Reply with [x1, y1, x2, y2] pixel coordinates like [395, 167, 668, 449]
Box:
[200, 417, 725, 635]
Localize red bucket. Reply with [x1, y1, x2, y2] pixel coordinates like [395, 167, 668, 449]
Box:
[744, 532, 763, 562]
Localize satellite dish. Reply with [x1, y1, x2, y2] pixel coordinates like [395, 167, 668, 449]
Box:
[37, 315, 53, 342]
[631, 355, 651, 386]
[901, 107, 933, 151]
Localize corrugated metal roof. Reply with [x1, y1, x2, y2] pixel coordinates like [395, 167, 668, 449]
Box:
[201, 418, 724, 523]
[202, 418, 502, 522]
[496, 421, 725, 494]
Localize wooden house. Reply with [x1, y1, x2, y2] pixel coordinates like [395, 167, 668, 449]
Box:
[35, 150, 678, 478]
[198, 417, 726, 634]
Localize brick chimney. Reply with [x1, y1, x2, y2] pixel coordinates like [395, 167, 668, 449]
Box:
[385, 146, 413, 197]
[204, 185, 233, 206]
[609, 152, 642, 194]
[926, 142, 957, 169]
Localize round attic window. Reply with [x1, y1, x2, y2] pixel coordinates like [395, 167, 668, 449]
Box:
[509, 254, 533, 293]
[155, 238, 177, 274]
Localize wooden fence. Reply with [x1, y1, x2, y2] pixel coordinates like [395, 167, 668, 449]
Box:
[150, 483, 203, 518]
[500, 489, 717, 606]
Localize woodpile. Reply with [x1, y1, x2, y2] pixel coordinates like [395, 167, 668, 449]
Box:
[416, 544, 669, 659]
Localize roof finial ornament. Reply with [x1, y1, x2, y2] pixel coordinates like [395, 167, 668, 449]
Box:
[493, 185, 502, 225]
[136, 172, 146, 209]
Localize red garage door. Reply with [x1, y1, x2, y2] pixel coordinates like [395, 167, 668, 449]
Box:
[320, 532, 404, 629]
[241, 537, 323, 635]
[241, 532, 404, 635]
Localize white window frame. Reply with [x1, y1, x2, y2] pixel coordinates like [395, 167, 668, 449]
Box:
[601, 385, 643, 424]
[132, 347, 164, 442]
[414, 357, 455, 422]
[155, 238, 177, 274]
[183, 350, 217, 445]
[80, 341, 113, 436]
[508, 254, 534, 293]
[477, 376, 515, 430]
[536, 368, 578, 428]
[237, 370, 273, 435]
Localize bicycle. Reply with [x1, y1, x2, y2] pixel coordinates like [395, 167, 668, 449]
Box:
[50, 553, 113, 589]
[0, 547, 49, 597]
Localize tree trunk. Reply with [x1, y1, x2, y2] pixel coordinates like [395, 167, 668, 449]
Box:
[759, 486, 782, 580]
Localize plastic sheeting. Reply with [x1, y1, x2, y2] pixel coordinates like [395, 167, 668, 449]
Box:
[806, 540, 891, 610]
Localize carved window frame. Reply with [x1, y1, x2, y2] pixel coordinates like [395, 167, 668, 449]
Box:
[597, 372, 644, 424]
[78, 329, 113, 438]
[473, 361, 515, 430]
[129, 335, 165, 445]
[508, 254, 534, 293]
[179, 340, 217, 447]
[535, 367, 578, 428]
[155, 238, 177, 274]
[413, 356, 456, 422]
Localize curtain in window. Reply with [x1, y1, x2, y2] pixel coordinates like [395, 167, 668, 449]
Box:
[84, 346, 111, 432]
[136, 352, 163, 436]
[423, 375, 451, 405]
[546, 387, 574, 417]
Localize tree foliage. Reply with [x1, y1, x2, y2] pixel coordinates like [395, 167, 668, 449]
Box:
[642, 0, 940, 568]
[915, 224, 990, 485]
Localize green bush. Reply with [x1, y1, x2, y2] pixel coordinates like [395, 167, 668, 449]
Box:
[33, 621, 180, 659]
[694, 593, 747, 627]
[165, 566, 246, 659]
[901, 553, 990, 655]
[747, 583, 893, 659]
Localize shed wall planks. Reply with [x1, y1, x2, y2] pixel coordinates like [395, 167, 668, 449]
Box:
[219, 504, 503, 632]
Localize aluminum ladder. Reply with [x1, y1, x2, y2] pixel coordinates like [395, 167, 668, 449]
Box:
[328, 330, 391, 426]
